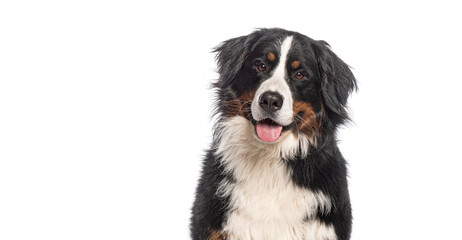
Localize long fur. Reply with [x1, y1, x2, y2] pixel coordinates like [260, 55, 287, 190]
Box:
[191, 28, 356, 240]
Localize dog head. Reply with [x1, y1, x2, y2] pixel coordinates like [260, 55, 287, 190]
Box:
[214, 28, 356, 145]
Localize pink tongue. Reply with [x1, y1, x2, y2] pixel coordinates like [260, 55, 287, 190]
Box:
[256, 122, 283, 142]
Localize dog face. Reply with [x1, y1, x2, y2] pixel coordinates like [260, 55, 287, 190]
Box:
[214, 28, 356, 144]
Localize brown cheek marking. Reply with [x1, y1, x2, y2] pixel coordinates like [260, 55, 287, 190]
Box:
[222, 91, 255, 119]
[208, 229, 227, 240]
[267, 52, 275, 62]
[293, 101, 320, 140]
[291, 60, 300, 69]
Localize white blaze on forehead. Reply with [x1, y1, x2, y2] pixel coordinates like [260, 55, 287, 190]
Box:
[271, 36, 293, 84]
[251, 36, 294, 126]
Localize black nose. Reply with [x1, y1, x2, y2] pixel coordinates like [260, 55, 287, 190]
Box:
[259, 91, 284, 113]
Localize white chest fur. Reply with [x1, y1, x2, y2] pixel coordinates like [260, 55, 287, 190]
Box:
[216, 116, 337, 240]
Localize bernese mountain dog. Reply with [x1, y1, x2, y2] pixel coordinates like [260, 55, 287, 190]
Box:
[191, 28, 357, 240]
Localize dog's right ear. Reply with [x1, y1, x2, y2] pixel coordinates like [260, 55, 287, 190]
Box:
[213, 33, 259, 88]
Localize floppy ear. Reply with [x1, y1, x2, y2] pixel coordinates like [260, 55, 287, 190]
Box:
[313, 41, 357, 119]
[213, 33, 259, 88]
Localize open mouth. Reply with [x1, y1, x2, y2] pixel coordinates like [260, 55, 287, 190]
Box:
[254, 119, 283, 142]
[251, 112, 304, 143]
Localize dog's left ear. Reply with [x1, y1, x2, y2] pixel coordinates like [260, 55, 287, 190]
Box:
[313, 41, 357, 118]
[213, 33, 260, 88]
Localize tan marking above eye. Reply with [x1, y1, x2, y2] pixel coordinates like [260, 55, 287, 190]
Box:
[267, 52, 275, 62]
[291, 60, 300, 69]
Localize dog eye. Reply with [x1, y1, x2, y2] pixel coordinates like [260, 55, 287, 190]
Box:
[257, 63, 267, 72]
[294, 71, 307, 80]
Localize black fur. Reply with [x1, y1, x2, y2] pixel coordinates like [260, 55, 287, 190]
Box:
[190, 150, 231, 240]
[313, 41, 357, 126]
[191, 28, 356, 240]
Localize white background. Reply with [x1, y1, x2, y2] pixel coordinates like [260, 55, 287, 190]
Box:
[1, 0, 461, 239]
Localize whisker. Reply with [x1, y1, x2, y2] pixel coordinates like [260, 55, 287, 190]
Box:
[294, 115, 319, 131]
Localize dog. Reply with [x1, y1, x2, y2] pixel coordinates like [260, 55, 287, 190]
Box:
[190, 28, 356, 240]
